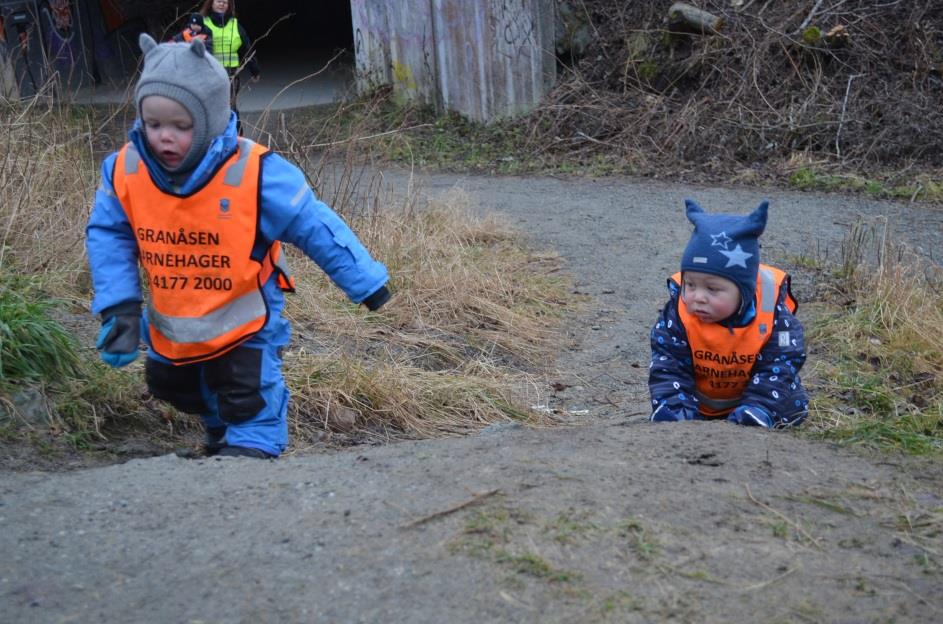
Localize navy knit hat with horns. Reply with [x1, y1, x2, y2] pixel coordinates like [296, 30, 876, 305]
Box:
[680, 198, 768, 311]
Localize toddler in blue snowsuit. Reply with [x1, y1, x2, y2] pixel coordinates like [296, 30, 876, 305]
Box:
[648, 199, 808, 428]
[86, 34, 390, 458]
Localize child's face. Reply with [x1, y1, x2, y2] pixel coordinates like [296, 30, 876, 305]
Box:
[141, 95, 194, 169]
[190, 23, 202, 33]
[681, 271, 741, 323]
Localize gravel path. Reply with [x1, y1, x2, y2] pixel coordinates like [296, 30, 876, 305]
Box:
[382, 172, 943, 422]
[2, 172, 941, 623]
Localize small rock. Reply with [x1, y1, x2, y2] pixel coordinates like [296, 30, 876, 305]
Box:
[326, 406, 359, 433]
[4, 387, 51, 427]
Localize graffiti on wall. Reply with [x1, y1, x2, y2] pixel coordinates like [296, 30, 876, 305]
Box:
[350, 0, 553, 122]
[0, 0, 90, 96]
[490, 0, 536, 59]
[0, 3, 42, 96]
[351, 0, 392, 92]
[41, 0, 80, 72]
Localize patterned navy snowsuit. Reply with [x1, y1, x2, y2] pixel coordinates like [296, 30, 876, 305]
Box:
[648, 278, 809, 427]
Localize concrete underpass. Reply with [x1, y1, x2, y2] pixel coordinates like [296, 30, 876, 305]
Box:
[3, 1, 556, 120]
[14, 0, 358, 111]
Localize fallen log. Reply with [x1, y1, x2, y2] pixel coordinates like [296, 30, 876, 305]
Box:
[668, 2, 724, 34]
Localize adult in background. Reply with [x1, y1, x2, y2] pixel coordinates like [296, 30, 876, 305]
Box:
[200, 0, 260, 131]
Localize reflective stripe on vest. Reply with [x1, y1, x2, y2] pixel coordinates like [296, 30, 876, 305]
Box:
[149, 288, 265, 344]
[111, 138, 292, 364]
[672, 265, 794, 418]
[125, 144, 141, 175]
[203, 18, 241, 68]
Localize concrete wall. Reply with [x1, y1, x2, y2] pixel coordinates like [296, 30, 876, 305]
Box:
[351, 0, 555, 122]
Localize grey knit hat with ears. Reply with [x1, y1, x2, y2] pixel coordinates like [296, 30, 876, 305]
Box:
[134, 33, 231, 172]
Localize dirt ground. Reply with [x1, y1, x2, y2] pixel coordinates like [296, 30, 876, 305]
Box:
[2, 171, 942, 623]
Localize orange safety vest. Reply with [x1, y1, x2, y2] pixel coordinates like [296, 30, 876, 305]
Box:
[112, 138, 294, 365]
[672, 265, 796, 418]
[182, 30, 208, 44]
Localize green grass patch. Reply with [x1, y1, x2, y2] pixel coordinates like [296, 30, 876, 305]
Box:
[597, 590, 644, 615]
[274, 92, 629, 178]
[49, 363, 156, 439]
[618, 517, 660, 561]
[0, 273, 159, 448]
[805, 220, 943, 454]
[789, 167, 943, 202]
[495, 550, 582, 582]
[0, 276, 80, 387]
[450, 504, 584, 586]
[449, 504, 526, 558]
[544, 509, 599, 544]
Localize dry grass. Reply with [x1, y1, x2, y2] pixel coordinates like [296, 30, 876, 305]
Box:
[804, 219, 943, 453]
[0, 97, 97, 295]
[246, 102, 576, 446]
[0, 95, 576, 452]
[280, 186, 572, 446]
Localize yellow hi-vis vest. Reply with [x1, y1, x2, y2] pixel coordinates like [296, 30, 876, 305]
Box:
[203, 17, 242, 69]
[672, 265, 795, 418]
[112, 138, 294, 364]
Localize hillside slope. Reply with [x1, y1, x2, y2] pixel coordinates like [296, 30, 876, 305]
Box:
[2, 171, 942, 622]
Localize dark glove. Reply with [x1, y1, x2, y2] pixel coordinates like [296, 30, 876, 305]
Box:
[650, 403, 696, 422]
[96, 301, 142, 368]
[727, 405, 773, 428]
[361, 285, 390, 311]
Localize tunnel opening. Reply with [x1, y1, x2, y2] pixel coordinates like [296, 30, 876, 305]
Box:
[73, 0, 357, 111]
[234, 1, 353, 62]
[194, 0, 356, 111]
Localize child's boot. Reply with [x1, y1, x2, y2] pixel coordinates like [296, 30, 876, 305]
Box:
[215, 445, 275, 459]
[203, 425, 227, 455]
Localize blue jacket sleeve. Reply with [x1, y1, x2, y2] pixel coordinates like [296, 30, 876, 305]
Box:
[85, 154, 142, 315]
[740, 279, 809, 427]
[257, 153, 389, 303]
[648, 280, 700, 420]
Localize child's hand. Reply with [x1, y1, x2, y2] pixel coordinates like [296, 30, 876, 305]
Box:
[96, 302, 142, 368]
[650, 403, 694, 422]
[362, 285, 391, 311]
[727, 405, 773, 428]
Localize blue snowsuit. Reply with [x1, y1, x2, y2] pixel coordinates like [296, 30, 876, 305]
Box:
[86, 114, 389, 456]
[648, 278, 809, 428]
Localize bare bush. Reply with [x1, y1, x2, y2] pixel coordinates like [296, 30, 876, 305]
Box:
[531, 1, 943, 178]
[0, 96, 97, 294]
[248, 106, 575, 445]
